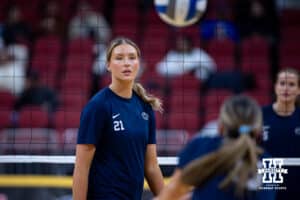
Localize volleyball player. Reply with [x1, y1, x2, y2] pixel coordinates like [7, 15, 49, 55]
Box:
[73, 37, 164, 200]
[262, 68, 300, 200]
[155, 95, 275, 200]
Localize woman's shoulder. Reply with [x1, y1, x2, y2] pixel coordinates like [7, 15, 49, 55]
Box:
[178, 136, 223, 168]
[133, 92, 153, 110]
[84, 88, 111, 111]
[181, 136, 222, 157]
[262, 104, 273, 112]
[189, 136, 222, 150]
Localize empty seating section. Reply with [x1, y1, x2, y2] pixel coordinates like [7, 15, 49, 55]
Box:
[206, 38, 235, 71]
[241, 35, 270, 75]
[54, 110, 81, 131]
[17, 106, 50, 128]
[203, 89, 233, 123]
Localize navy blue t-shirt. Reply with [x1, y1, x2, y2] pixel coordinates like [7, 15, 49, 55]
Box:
[262, 105, 300, 199]
[178, 136, 275, 200]
[77, 87, 156, 200]
[262, 105, 300, 157]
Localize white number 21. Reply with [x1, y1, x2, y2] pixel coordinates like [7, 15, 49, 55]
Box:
[113, 120, 125, 131]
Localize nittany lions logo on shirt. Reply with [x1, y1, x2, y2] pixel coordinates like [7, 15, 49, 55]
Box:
[141, 112, 149, 120]
[294, 127, 300, 135]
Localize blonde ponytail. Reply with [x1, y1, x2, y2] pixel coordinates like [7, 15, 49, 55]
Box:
[133, 82, 163, 113]
[181, 134, 262, 196]
[181, 95, 263, 196]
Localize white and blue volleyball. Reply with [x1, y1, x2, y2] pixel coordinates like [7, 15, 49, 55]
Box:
[155, 0, 207, 27]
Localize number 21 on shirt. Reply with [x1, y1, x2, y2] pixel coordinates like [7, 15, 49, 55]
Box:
[114, 120, 125, 131]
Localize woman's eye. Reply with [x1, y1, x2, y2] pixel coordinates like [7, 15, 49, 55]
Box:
[289, 82, 295, 87]
[279, 81, 285, 86]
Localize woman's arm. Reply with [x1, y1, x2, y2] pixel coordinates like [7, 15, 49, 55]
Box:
[155, 169, 193, 200]
[144, 144, 164, 195]
[72, 144, 96, 200]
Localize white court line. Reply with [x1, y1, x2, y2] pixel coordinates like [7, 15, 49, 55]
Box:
[0, 155, 178, 165]
[0, 156, 299, 166]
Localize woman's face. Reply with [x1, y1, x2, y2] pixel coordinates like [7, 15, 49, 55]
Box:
[275, 72, 300, 104]
[108, 44, 140, 83]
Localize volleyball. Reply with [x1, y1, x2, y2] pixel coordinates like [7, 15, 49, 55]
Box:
[154, 0, 207, 27]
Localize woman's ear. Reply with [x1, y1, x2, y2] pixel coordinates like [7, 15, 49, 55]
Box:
[106, 64, 111, 72]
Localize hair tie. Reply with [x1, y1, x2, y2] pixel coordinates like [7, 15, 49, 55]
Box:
[239, 125, 252, 135]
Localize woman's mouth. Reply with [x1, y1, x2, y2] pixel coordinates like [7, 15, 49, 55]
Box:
[122, 70, 132, 75]
[283, 93, 289, 97]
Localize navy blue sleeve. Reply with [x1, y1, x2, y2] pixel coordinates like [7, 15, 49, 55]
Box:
[178, 137, 221, 169]
[77, 101, 108, 145]
[147, 107, 156, 144]
[178, 139, 200, 168]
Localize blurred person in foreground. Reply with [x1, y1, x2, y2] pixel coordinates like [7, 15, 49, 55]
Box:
[155, 95, 275, 200]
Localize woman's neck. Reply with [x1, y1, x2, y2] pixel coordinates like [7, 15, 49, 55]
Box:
[273, 101, 295, 116]
[109, 81, 133, 99]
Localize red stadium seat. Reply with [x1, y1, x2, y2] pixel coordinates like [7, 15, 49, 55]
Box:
[64, 55, 93, 72]
[67, 38, 94, 57]
[33, 35, 62, 58]
[203, 89, 233, 108]
[113, 24, 138, 41]
[31, 56, 61, 89]
[145, 10, 166, 25]
[167, 112, 200, 134]
[60, 73, 91, 95]
[255, 75, 272, 91]
[60, 93, 88, 111]
[100, 74, 112, 88]
[0, 91, 16, 110]
[207, 38, 236, 71]
[243, 91, 271, 106]
[280, 9, 300, 28]
[113, 7, 139, 25]
[0, 110, 12, 129]
[18, 107, 50, 128]
[203, 105, 220, 124]
[139, 72, 167, 93]
[169, 94, 200, 114]
[155, 112, 166, 130]
[54, 110, 81, 130]
[202, 89, 233, 123]
[241, 35, 269, 59]
[241, 60, 270, 76]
